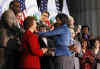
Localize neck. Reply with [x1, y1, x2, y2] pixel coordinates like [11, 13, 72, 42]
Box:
[29, 28, 35, 33]
[82, 48, 86, 53]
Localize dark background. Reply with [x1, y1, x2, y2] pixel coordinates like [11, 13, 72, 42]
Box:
[67, 0, 100, 37]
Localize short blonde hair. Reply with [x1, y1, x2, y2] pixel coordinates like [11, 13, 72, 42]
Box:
[68, 15, 74, 22]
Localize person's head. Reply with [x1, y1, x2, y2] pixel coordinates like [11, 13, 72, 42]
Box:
[93, 39, 100, 49]
[81, 40, 88, 49]
[68, 16, 75, 25]
[23, 16, 37, 31]
[40, 11, 49, 22]
[69, 28, 75, 40]
[16, 11, 24, 23]
[82, 26, 89, 34]
[9, 1, 20, 15]
[75, 24, 81, 34]
[67, 16, 75, 29]
[55, 13, 68, 25]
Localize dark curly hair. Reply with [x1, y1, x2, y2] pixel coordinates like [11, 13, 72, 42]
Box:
[56, 13, 69, 25]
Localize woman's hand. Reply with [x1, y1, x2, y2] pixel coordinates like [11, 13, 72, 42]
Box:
[74, 45, 81, 54]
[42, 48, 48, 54]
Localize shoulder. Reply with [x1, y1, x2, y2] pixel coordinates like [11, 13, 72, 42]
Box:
[63, 24, 69, 30]
[24, 30, 38, 39]
[2, 9, 16, 21]
[2, 9, 14, 16]
[57, 24, 70, 33]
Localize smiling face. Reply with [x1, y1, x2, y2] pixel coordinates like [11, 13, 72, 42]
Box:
[82, 26, 89, 34]
[40, 12, 49, 22]
[69, 29, 75, 40]
[94, 40, 100, 48]
[81, 40, 88, 49]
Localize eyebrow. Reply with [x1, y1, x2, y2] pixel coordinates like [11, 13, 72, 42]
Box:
[43, 14, 48, 17]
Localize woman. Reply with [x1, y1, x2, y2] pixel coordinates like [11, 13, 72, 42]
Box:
[19, 16, 48, 69]
[69, 28, 81, 55]
[69, 28, 81, 69]
[39, 13, 71, 56]
[80, 40, 94, 69]
[92, 39, 100, 69]
[39, 13, 74, 69]
[92, 39, 100, 58]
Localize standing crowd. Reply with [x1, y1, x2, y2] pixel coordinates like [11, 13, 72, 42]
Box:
[0, 1, 100, 69]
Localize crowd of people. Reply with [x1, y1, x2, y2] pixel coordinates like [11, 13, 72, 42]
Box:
[0, 1, 100, 69]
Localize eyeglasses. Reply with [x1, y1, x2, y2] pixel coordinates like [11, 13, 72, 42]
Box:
[43, 14, 49, 18]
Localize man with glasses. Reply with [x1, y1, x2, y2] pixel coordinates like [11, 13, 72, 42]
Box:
[38, 11, 56, 69]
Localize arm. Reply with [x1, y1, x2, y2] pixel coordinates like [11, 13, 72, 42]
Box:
[0, 28, 9, 47]
[39, 28, 64, 37]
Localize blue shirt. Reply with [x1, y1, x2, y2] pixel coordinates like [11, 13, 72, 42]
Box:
[39, 24, 72, 56]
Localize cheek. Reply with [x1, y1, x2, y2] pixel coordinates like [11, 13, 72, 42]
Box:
[85, 43, 87, 46]
[43, 16, 47, 20]
[70, 20, 74, 25]
[95, 41, 99, 46]
[97, 45, 100, 48]
[34, 24, 37, 29]
[35, 23, 37, 27]
[82, 42, 87, 47]
[82, 43, 84, 46]
[97, 43, 100, 46]
[73, 34, 75, 37]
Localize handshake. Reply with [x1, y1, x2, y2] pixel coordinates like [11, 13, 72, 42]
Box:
[42, 48, 55, 56]
[42, 48, 48, 54]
